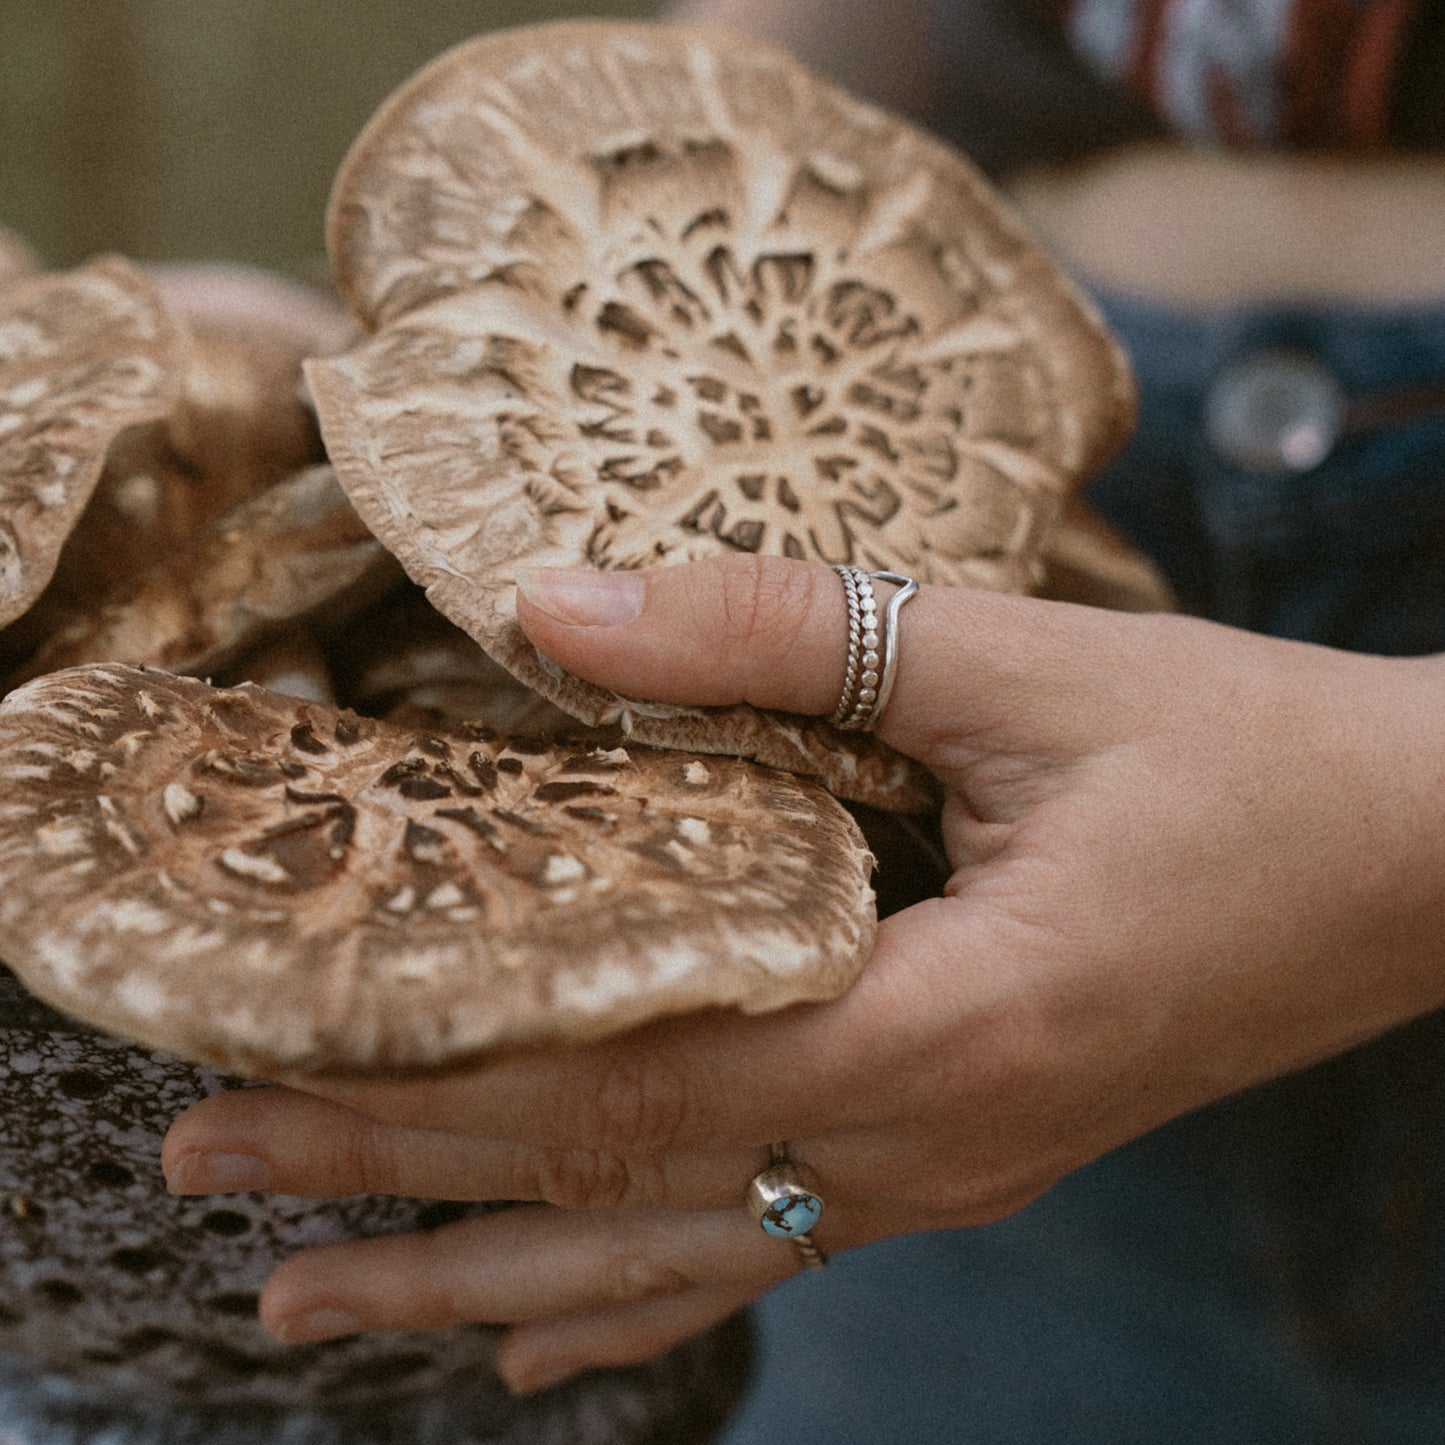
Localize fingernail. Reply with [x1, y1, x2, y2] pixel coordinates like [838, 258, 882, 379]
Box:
[500, 1353, 583, 1397]
[274, 1308, 364, 1344]
[516, 567, 643, 627]
[166, 1152, 272, 1195]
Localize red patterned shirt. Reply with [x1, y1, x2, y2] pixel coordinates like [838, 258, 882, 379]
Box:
[1056, 0, 1431, 147]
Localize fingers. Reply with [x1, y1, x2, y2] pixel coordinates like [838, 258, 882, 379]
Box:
[249, 898, 966, 1155]
[162, 1086, 760, 1211]
[256, 1199, 901, 1388]
[516, 554, 1161, 762]
[260, 1204, 795, 1341]
[496, 1287, 758, 1396]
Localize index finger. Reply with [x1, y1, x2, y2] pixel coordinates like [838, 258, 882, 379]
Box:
[289, 896, 960, 1151]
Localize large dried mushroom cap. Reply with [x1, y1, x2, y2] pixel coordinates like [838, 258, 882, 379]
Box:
[0, 264, 340, 677]
[308, 21, 1134, 811]
[0, 664, 875, 1076]
[15, 464, 401, 685]
[0, 257, 178, 632]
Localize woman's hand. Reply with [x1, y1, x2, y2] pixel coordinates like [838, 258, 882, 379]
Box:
[161, 555, 1445, 1394]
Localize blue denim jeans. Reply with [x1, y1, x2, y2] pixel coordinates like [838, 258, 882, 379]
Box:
[717, 293, 1445, 1444]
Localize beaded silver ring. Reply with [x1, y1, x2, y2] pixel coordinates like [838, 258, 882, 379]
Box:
[830, 567, 918, 733]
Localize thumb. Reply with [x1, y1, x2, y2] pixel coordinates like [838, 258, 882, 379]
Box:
[514, 555, 1140, 761]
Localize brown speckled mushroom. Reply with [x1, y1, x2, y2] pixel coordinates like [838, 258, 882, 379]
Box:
[1038, 497, 1176, 613]
[234, 626, 338, 702]
[0, 264, 344, 677]
[306, 20, 1135, 811]
[0, 663, 874, 1077]
[0, 257, 180, 637]
[0, 224, 37, 290]
[13, 463, 402, 685]
[334, 587, 585, 734]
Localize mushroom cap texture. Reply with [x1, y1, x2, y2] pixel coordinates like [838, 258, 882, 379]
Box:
[14, 463, 401, 685]
[0, 664, 875, 1077]
[308, 20, 1135, 813]
[0, 261, 344, 681]
[0, 257, 179, 632]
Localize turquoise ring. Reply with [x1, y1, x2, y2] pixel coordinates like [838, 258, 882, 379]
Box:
[746, 1145, 827, 1270]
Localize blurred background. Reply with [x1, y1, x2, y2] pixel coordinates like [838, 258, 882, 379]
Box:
[0, 0, 659, 279]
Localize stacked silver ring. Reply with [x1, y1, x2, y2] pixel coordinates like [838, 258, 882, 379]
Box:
[830, 567, 919, 732]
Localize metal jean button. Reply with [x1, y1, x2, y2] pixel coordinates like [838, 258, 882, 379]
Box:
[1203, 351, 1347, 475]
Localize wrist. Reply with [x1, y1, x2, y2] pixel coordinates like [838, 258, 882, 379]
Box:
[1222, 646, 1445, 1079]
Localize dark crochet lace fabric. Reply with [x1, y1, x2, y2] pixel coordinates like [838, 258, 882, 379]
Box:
[0, 967, 751, 1445]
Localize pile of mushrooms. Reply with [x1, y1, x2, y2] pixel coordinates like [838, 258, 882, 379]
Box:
[0, 22, 1165, 1087]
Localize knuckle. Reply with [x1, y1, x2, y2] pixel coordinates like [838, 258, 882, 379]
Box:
[605, 1247, 694, 1306]
[713, 554, 819, 661]
[586, 1052, 696, 1152]
[332, 1123, 404, 1196]
[523, 1145, 636, 1211]
[958, 1173, 1049, 1226]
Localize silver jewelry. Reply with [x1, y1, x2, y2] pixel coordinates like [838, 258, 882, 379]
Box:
[828, 566, 875, 728]
[746, 1143, 827, 1271]
[830, 568, 918, 733]
[865, 570, 919, 729]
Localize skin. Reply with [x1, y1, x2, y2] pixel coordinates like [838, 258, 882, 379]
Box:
[162, 554, 1445, 1394]
[155, 0, 1445, 1405]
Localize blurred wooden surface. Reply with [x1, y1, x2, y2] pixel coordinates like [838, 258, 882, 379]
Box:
[0, 0, 658, 278]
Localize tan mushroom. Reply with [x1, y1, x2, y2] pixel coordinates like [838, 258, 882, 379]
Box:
[333, 587, 586, 733]
[0, 257, 180, 638]
[0, 224, 38, 290]
[0, 663, 875, 1077]
[146, 260, 358, 363]
[13, 463, 402, 685]
[307, 21, 1135, 811]
[0, 264, 343, 676]
[1037, 497, 1176, 613]
[231, 625, 338, 703]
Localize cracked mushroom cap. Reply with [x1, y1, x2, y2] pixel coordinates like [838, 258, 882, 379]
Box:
[0, 257, 179, 634]
[307, 21, 1133, 810]
[0, 664, 875, 1076]
[13, 463, 402, 686]
[0, 266, 343, 677]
